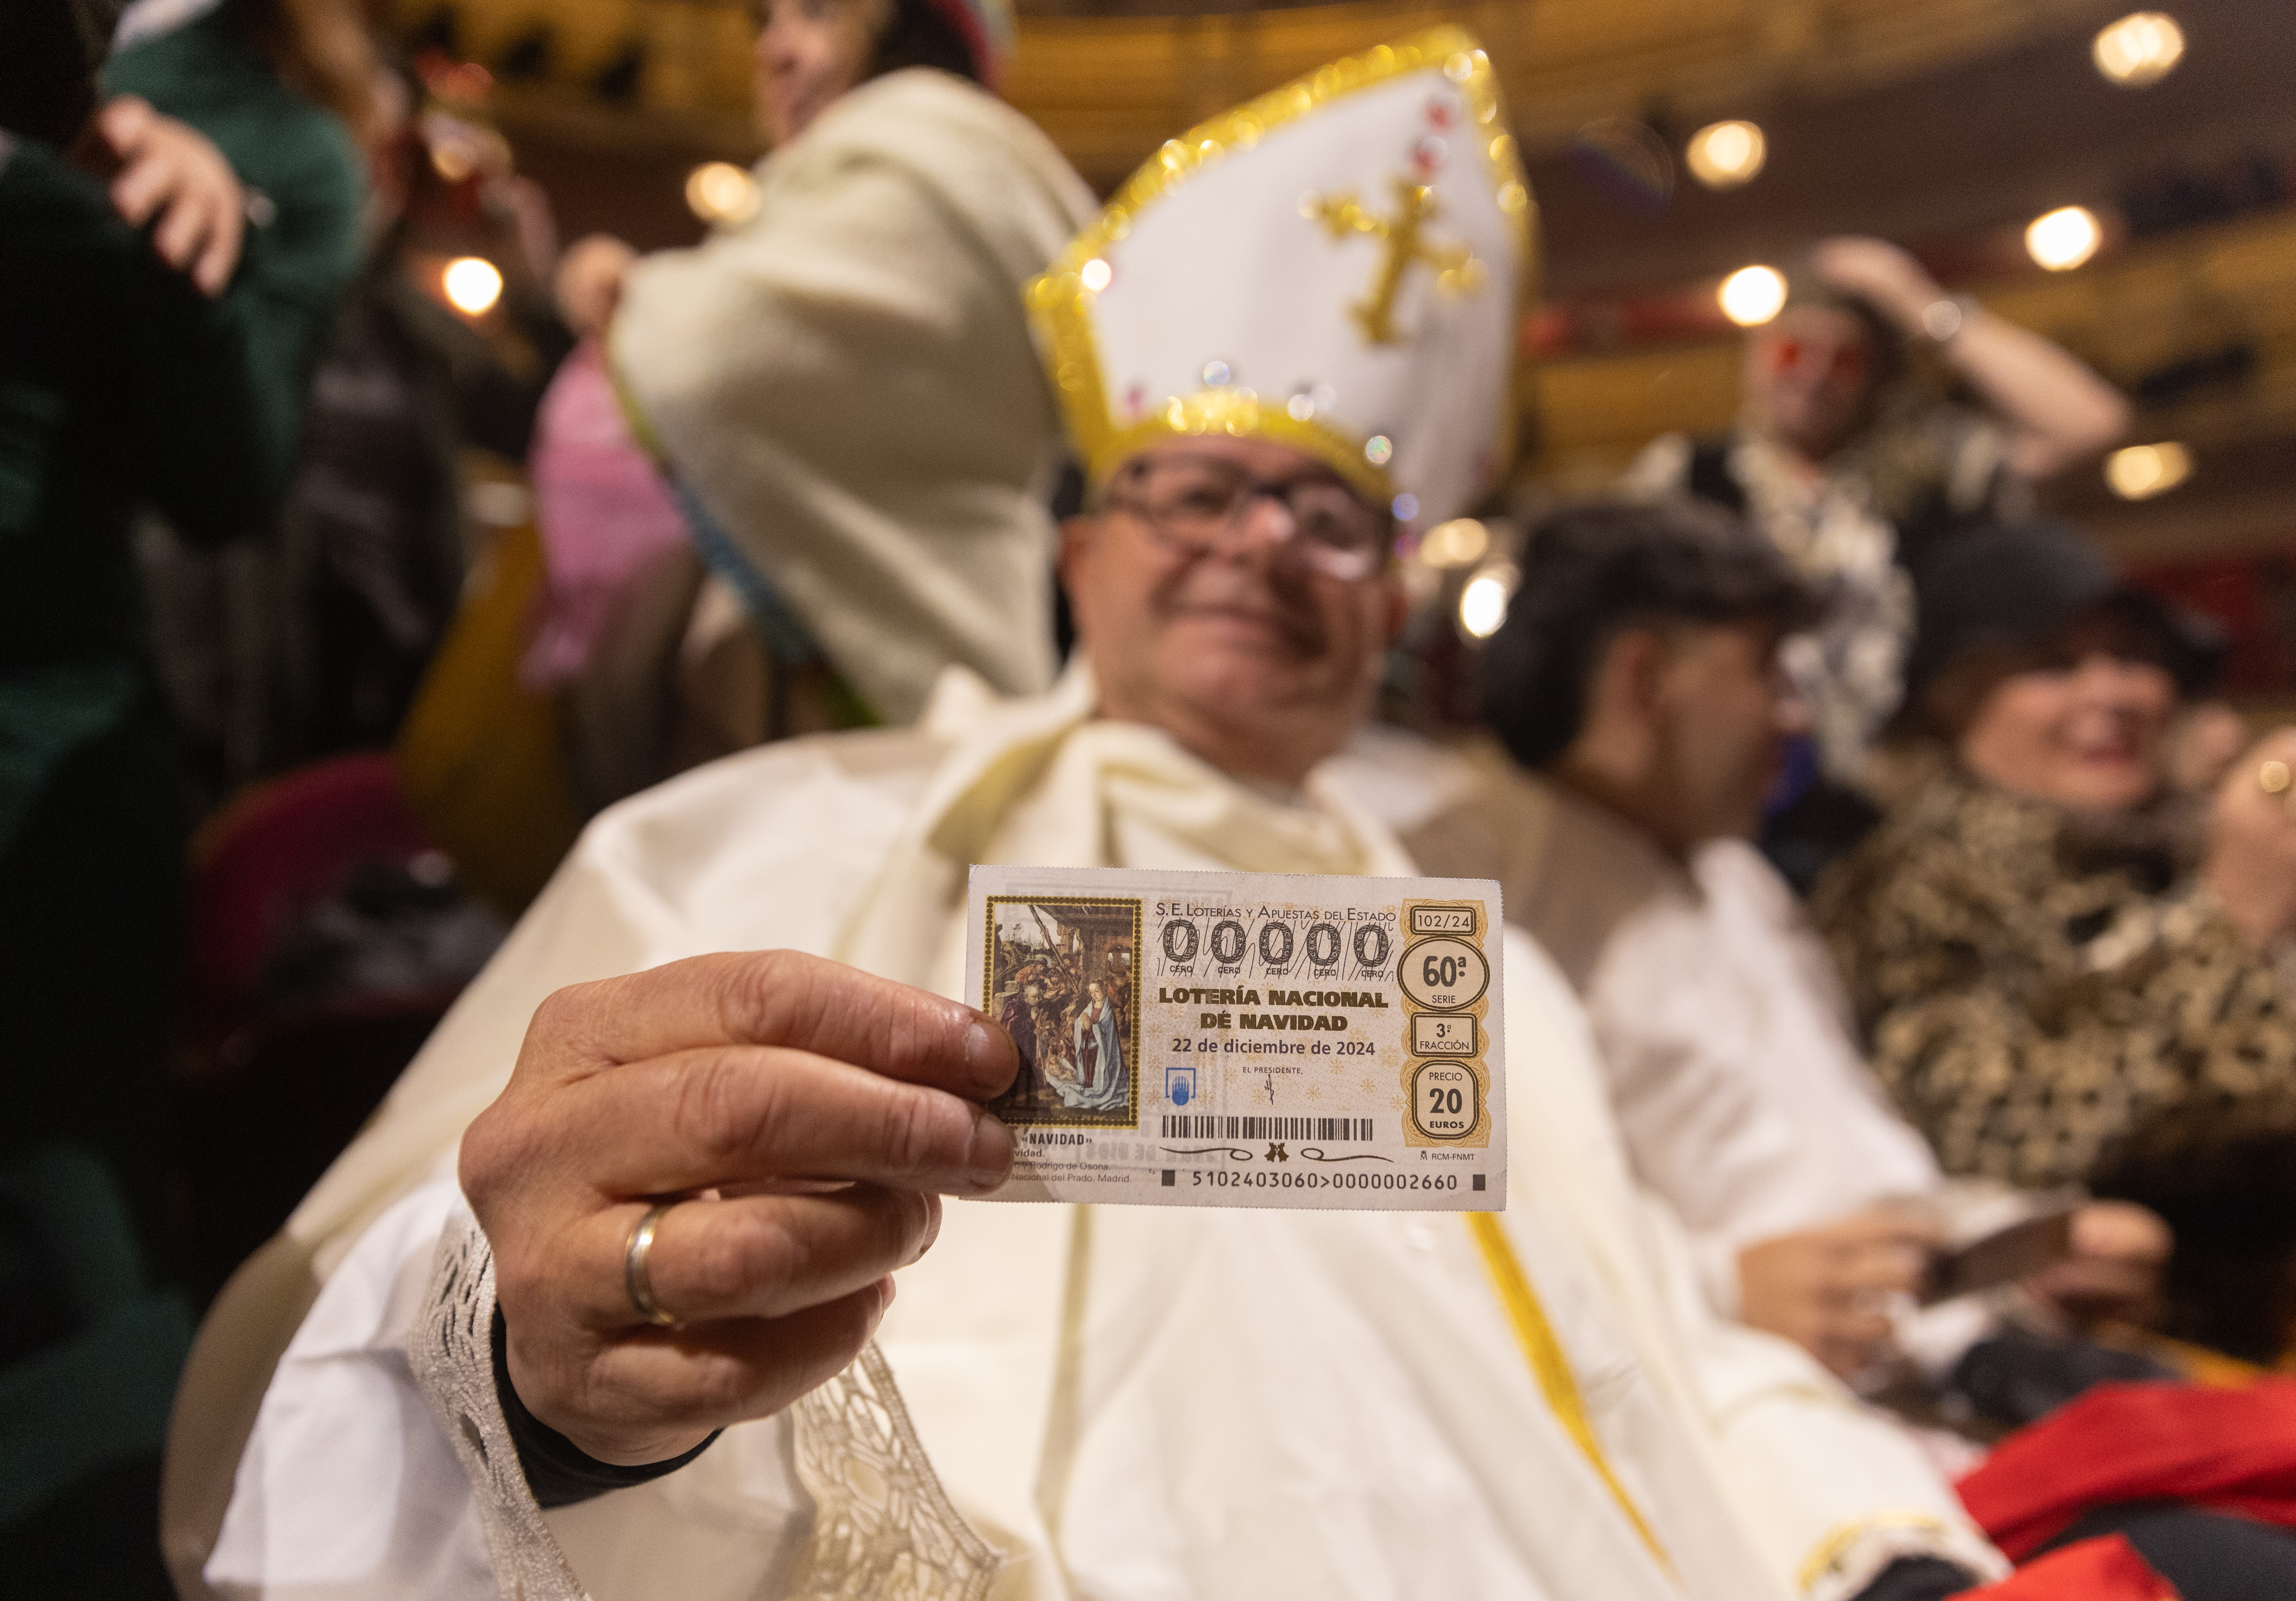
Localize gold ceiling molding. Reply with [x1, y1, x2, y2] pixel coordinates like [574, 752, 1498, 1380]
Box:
[1013, 0, 2129, 185]
[406, 0, 2124, 183]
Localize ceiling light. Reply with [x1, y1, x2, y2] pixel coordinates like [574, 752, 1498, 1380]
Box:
[2093, 12, 2185, 86]
[442, 256, 503, 316]
[1685, 121, 1766, 189]
[1718, 265, 1787, 327]
[685, 162, 760, 225]
[2105, 442, 2193, 500]
[2025, 206, 2101, 271]
[1459, 564, 1517, 640]
[1420, 518, 1491, 569]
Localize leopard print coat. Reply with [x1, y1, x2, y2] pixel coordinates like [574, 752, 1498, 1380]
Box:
[1813, 766, 2296, 1196]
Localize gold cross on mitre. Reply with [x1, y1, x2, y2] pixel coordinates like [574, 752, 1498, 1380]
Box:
[1302, 174, 1487, 346]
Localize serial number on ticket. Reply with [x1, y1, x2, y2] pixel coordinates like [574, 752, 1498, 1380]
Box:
[962, 865, 1505, 1210]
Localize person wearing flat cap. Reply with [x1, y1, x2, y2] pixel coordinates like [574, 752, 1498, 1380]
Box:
[162, 33, 2085, 1601]
[1816, 520, 2296, 1360]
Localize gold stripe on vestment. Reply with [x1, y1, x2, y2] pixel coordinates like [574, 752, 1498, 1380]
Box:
[1466, 1212, 1675, 1575]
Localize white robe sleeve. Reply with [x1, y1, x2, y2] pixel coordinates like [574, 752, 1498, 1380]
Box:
[207, 1171, 822, 1601]
[204, 1171, 499, 1599]
[403, 1204, 591, 1601]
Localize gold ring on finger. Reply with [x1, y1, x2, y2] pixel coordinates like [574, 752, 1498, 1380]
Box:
[624, 1199, 683, 1327]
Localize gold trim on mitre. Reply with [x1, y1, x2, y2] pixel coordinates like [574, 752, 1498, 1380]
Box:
[1105, 388, 1390, 505]
[1026, 25, 1534, 509]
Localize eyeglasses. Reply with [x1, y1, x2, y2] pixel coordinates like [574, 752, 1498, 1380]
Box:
[1763, 335, 1870, 386]
[1101, 454, 1389, 581]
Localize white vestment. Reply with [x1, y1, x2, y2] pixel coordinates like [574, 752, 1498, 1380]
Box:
[168, 672, 1999, 1601]
[613, 68, 1096, 725]
[1488, 777, 1941, 1297]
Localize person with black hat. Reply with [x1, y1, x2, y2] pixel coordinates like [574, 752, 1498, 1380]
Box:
[1815, 520, 2296, 1360]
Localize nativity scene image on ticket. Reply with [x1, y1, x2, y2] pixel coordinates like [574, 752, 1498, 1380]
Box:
[981, 895, 1143, 1127]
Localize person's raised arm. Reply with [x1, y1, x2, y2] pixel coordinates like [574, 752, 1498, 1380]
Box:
[1813, 236, 2130, 481]
[461, 949, 1018, 1467]
[0, 131, 273, 543]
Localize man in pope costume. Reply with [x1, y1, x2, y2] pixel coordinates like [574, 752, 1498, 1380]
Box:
[165, 34, 2014, 1601]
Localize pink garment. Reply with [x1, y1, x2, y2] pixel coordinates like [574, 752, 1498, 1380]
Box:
[521, 339, 692, 690]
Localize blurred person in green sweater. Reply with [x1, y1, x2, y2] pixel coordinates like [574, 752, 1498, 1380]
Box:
[0, 3, 298, 1591]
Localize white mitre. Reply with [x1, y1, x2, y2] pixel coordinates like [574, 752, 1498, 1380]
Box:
[1028, 25, 1531, 527]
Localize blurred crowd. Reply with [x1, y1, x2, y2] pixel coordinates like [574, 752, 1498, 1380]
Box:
[5, 0, 2296, 1596]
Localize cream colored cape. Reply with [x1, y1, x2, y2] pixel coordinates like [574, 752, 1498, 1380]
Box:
[168, 671, 1992, 1600]
[611, 68, 1096, 725]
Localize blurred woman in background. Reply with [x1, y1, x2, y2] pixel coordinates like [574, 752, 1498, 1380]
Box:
[1816, 521, 2296, 1359]
[281, 55, 572, 765]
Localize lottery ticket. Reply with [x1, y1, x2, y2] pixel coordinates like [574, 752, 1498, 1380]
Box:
[964, 864, 1504, 1210]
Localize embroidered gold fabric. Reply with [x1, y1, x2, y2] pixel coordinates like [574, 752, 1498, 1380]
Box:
[1304, 175, 1486, 346]
[1101, 387, 1383, 505]
[411, 1212, 596, 1601]
[1796, 1510, 1962, 1601]
[784, 1341, 1003, 1601]
[412, 1214, 999, 1601]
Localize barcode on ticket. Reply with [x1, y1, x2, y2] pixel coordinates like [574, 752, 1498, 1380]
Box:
[1160, 1115, 1375, 1142]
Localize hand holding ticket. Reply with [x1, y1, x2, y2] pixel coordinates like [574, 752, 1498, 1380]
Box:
[964, 865, 1505, 1210]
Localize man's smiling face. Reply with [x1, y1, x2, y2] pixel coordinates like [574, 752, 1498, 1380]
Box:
[1061, 435, 1406, 785]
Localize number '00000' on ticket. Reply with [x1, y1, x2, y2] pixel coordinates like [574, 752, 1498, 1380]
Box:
[963, 864, 1504, 1211]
